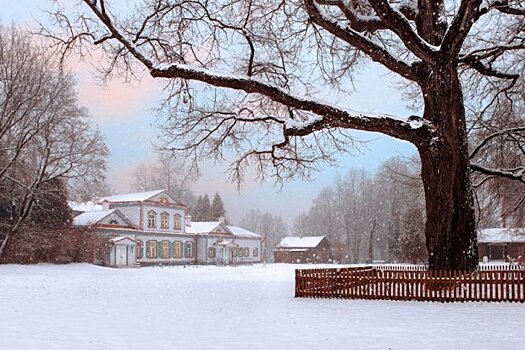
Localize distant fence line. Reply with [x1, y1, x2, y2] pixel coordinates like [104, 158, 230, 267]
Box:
[295, 265, 525, 303]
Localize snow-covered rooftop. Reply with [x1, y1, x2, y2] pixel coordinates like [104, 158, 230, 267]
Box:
[68, 201, 103, 212]
[109, 236, 137, 244]
[212, 240, 238, 247]
[478, 228, 525, 243]
[276, 236, 325, 249]
[97, 189, 166, 203]
[228, 226, 261, 239]
[73, 210, 116, 226]
[185, 222, 261, 239]
[185, 222, 224, 234]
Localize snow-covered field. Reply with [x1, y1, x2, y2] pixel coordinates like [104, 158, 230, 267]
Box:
[1, 263, 524, 349]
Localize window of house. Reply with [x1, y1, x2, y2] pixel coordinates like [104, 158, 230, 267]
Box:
[243, 247, 249, 257]
[147, 211, 157, 228]
[147, 240, 157, 258]
[109, 219, 118, 225]
[185, 242, 193, 258]
[173, 241, 182, 258]
[232, 247, 238, 257]
[161, 212, 169, 229]
[159, 196, 169, 204]
[136, 240, 143, 259]
[161, 240, 170, 258]
[173, 214, 182, 230]
[253, 247, 258, 257]
[208, 247, 215, 259]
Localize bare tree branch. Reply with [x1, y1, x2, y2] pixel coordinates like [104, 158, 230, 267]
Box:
[471, 163, 525, 184]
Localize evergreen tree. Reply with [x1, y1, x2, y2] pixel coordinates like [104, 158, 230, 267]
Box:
[192, 195, 203, 221]
[201, 194, 211, 220]
[210, 193, 226, 221]
[193, 194, 212, 221]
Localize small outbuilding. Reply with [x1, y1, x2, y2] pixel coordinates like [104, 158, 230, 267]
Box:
[274, 236, 331, 263]
[106, 236, 138, 267]
[478, 228, 525, 262]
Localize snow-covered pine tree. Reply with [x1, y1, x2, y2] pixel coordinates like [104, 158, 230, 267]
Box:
[210, 193, 226, 221]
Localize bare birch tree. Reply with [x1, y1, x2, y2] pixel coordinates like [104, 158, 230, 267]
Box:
[240, 209, 288, 262]
[131, 151, 198, 207]
[48, 0, 525, 271]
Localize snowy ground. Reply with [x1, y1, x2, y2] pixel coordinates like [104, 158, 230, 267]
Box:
[1, 263, 524, 350]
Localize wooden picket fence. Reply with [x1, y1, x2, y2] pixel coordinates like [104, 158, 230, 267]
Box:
[295, 265, 525, 302]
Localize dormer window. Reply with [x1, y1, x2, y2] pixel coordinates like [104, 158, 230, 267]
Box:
[161, 212, 169, 229]
[159, 196, 169, 204]
[148, 211, 157, 228]
[173, 214, 182, 230]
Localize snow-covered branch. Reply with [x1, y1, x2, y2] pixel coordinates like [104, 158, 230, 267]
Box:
[471, 163, 525, 184]
[304, 0, 418, 82]
[470, 127, 525, 160]
[368, 0, 438, 62]
[314, 0, 388, 33]
[441, 0, 484, 57]
[491, 0, 525, 16]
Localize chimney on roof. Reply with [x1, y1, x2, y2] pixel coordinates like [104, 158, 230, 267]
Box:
[218, 216, 225, 224]
[185, 215, 192, 227]
[102, 200, 110, 211]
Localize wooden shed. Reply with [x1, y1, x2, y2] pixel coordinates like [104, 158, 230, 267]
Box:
[478, 228, 525, 262]
[274, 236, 331, 263]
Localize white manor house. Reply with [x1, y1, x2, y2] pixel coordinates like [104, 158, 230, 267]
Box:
[70, 189, 262, 267]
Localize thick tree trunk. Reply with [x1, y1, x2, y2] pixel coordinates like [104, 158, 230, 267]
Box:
[418, 63, 478, 272]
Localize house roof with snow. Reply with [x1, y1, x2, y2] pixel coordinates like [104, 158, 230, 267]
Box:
[228, 225, 262, 239]
[186, 222, 261, 239]
[186, 221, 229, 235]
[212, 239, 239, 247]
[276, 236, 326, 249]
[478, 228, 525, 243]
[73, 209, 136, 228]
[98, 190, 184, 207]
[74, 210, 117, 226]
[109, 236, 138, 244]
[68, 201, 103, 213]
[97, 189, 166, 203]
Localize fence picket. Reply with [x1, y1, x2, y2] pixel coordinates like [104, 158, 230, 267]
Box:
[295, 265, 525, 303]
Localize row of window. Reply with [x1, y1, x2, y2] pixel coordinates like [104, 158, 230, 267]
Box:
[147, 211, 182, 230]
[207, 247, 259, 258]
[136, 240, 193, 259]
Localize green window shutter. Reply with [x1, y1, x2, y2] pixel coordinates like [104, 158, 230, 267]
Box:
[169, 241, 173, 258]
[146, 241, 151, 258]
[157, 241, 162, 258]
[185, 242, 191, 258]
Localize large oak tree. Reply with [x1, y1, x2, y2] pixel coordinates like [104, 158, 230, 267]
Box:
[49, 0, 525, 271]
